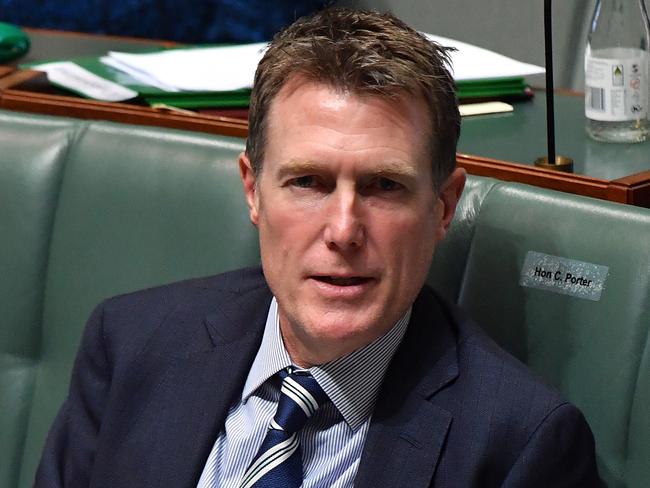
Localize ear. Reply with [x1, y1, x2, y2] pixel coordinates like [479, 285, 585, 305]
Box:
[435, 167, 466, 242]
[239, 152, 260, 225]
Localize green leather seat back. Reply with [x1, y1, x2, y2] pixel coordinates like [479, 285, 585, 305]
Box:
[0, 113, 77, 488]
[458, 184, 650, 488]
[17, 121, 259, 486]
[427, 175, 499, 302]
[628, 337, 650, 485]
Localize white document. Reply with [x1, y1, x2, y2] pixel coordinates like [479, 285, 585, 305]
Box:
[33, 61, 138, 101]
[101, 56, 181, 92]
[105, 42, 268, 92]
[459, 101, 514, 117]
[424, 34, 545, 81]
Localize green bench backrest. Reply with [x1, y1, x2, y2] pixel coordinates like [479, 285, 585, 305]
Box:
[458, 184, 650, 487]
[1, 114, 76, 488]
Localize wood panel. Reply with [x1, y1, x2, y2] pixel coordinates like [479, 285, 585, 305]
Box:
[455, 152, 650, 206]
[0, 70, 248, 138]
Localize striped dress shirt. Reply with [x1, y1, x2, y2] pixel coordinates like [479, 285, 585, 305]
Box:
[197, 297, 411, 488]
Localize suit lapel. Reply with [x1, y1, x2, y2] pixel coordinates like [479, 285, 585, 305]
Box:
[147, 281, 272, 488]
[355, 288, 459, 488]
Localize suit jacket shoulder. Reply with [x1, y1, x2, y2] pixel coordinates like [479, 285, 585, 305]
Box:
[94, 267, 269, 363]
[36, 266, 272, 488]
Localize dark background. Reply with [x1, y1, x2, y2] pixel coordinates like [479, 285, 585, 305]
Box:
[0, 0, 330, 43]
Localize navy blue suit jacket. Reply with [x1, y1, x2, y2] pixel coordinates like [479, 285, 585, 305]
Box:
[36, 267, 602, 487]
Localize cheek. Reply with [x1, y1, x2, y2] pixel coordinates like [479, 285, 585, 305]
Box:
[258, 202, 321, 259]
[377, 209, 438, 271]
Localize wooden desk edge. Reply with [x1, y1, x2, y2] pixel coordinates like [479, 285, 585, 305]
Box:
[0, 86, 248, 138]
[457, 152, 647, 206]
[0, 66, 15, 78]
[610, 173, 650, 207]
[0, 68, 43, 90]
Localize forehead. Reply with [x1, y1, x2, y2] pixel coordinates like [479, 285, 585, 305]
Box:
[263, 76, 431, 170]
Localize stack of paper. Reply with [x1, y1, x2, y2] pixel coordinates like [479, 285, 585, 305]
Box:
[425, 34, 544, 81]
[103, 42, 267, 92]
[425, 34, 543, 101]
[26, 35, 544, 108]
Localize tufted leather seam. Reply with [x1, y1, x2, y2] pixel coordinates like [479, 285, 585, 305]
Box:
[0, 353, 36, 487]
[36, 120, 92, 359]
[0, 114, 78, 487]
[14, 120, 92, 488]
[624, 305, 650, 471]
[456, 179, 505, 303]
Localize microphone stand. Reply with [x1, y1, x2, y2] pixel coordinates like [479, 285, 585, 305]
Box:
[535, 0, 573, 172]
[544, 0, 556, 166]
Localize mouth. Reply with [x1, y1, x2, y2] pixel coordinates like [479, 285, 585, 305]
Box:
[313, 276, 373, 286]
[308, 274, 376, 300]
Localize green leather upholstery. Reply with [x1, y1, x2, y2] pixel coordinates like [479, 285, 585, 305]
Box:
[0, 114, 77, 488]
[1, 109, 648, 487]
[458, 186, 650, 488]
[428, 176, 498, 303]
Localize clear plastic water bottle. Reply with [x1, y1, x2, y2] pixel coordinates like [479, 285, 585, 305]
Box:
[585, 0, 650, 143]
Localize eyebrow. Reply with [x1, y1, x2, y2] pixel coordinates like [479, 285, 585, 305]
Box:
[275, 159, 419, 181]
[275, 160, 323, 181]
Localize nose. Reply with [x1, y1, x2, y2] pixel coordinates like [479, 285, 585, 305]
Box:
[323, 186, 365, 251]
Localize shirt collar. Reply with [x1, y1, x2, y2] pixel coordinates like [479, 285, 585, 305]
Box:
[243, 298, 292, 400]
[243, 297, 411, 432]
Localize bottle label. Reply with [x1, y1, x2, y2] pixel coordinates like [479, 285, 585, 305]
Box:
[585, 50, 648, 121]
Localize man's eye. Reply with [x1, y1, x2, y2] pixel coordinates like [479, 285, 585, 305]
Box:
[291, 175, 315, 188]
[376, 177, 401, 191]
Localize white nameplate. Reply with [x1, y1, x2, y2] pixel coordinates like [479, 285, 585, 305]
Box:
[519, 251, 609, 301]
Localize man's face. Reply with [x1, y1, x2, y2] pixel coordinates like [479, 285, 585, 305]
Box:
[240, 77, 465, 367]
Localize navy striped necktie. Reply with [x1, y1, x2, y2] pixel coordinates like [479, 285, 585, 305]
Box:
[239, 367, 328, 488]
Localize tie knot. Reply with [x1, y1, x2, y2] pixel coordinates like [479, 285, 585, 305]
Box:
[271, 368, 328, 434]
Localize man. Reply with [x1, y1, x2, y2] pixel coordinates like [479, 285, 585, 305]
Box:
[36, 8, 602, 487]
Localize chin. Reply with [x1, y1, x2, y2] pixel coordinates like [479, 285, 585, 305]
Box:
[302, 309, 389, 351]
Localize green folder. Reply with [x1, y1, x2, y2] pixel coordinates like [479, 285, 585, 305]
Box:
[456, 77, 530, 100]
[23, 50, 252, 109]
